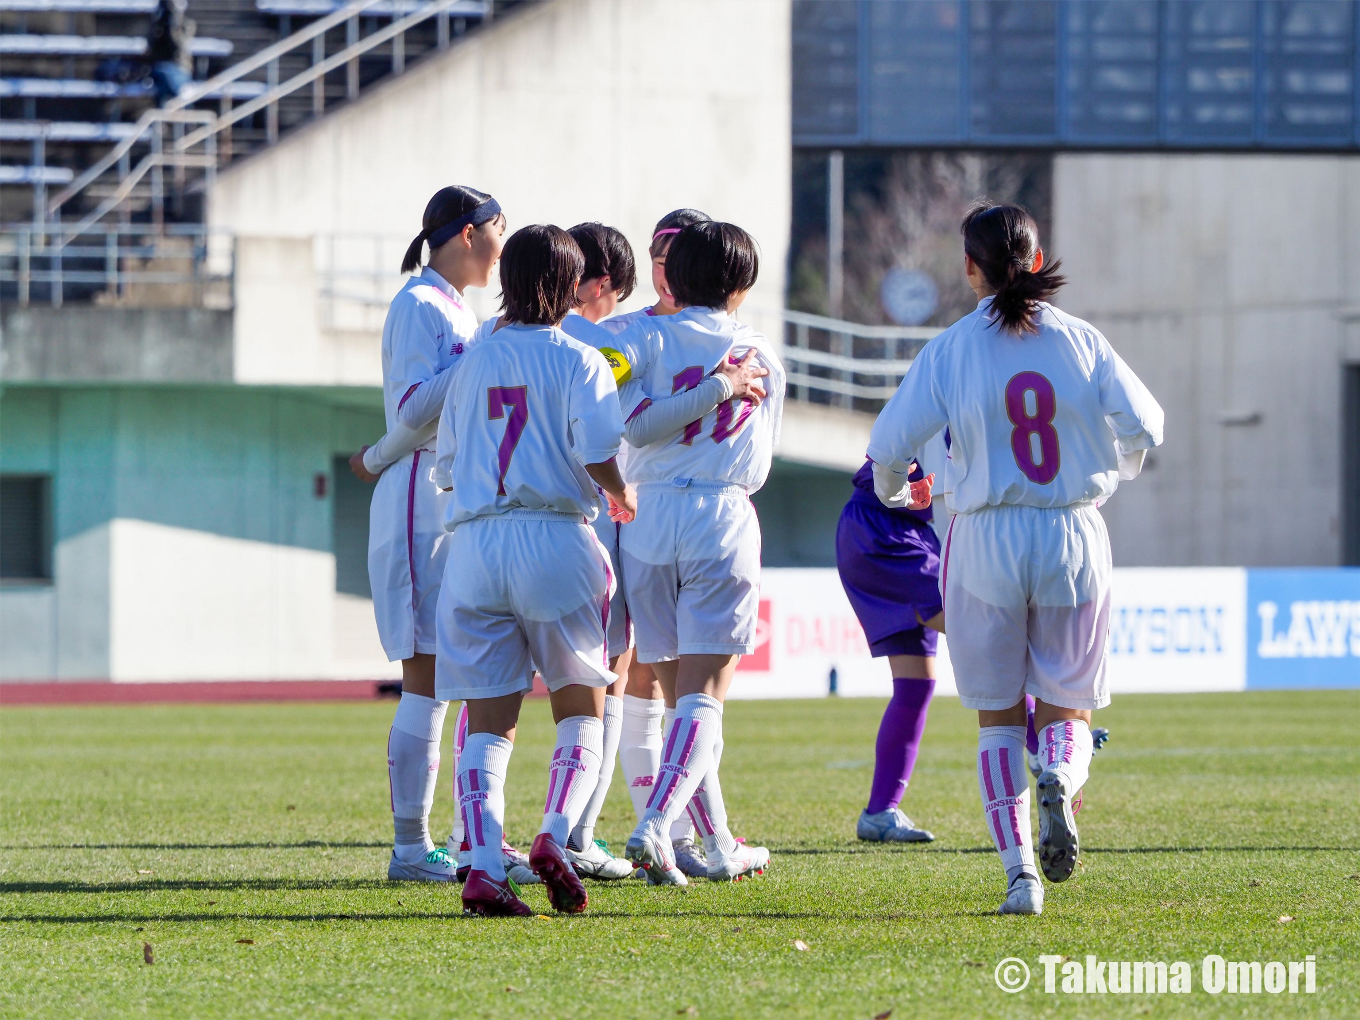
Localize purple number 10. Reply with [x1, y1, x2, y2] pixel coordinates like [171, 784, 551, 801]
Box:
[487, 385, 528, 496]
[1005, 372, 1060, 484]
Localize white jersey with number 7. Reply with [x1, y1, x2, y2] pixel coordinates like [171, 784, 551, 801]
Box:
[433, 323, 624, 529]
[868, 297, 1164, 514]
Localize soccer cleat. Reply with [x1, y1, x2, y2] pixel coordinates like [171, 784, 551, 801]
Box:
[997, 874, 1044, 915]
[1030, 727, 1110, 778]
[624, 827, 688, 886]
[707, 841, 770, 882]
[387, 846, 458, 882]
[1036, 769, 1080, 883]
[453, 838, 540, 885]
[528, 833, 589, 913]
[461, 869, 533, 917]
[856, 808, 935, 843]
[1091, 727, 1111, 751]
[566, 838, 634, 881]
[1026, 747, 1044, 780]
[671, 836, 709, 879]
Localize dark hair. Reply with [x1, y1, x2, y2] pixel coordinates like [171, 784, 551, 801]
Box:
[960, 202, 1065, 335]
[498, 225, 585, 326]
[400, 185, 501, 274]
[568, 222, 637, 302]
[664, 221, 759, 310]
[649, 208, 710, 259]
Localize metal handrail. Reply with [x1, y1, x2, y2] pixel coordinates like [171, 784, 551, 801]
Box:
[45, 0, 479, 224]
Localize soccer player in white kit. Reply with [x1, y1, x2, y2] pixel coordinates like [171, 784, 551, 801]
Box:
[867, 204, 1164, 915]
[599, 208, 720, 880]
[434, 224, 634, 917]
[605, 221, 785, 884]
[346, 186, 504, 883]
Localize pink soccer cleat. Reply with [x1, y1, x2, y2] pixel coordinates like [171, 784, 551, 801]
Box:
[462, 870, 533, 917]
[529, 833, 588, 913]
[706, 841, 770, 882]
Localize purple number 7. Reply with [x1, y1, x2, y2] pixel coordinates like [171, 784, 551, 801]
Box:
[487, 385, 529, 496]
[672, 366, 705, 445]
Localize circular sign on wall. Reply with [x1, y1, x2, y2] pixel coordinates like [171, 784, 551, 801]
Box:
[880, 267, 939, 326]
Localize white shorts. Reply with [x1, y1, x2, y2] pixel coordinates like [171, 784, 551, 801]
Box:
[368, 449, 449, 661]
[589, 499, 633, 661]
[620, 483, 761, 664]
[942, 503, 1112, 712]
[435, 512, 616, 702]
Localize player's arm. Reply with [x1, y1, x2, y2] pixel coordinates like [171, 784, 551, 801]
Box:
[866, 342, 948, 482]
[361, 302, 446, 475]
[432, 372, 460, 492]
[571, 349, 632, 520]
[1095, 335, 1165, 480]
[622, 349, 767, 447]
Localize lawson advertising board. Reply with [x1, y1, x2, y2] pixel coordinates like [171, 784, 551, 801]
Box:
[728, 567, 1359, 700]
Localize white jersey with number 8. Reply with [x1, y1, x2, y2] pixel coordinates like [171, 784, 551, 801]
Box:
[868, 297, 1163, 515]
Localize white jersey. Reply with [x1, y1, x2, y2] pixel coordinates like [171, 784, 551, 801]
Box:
[594, 306, 785, 492]
[434, 323, 624, 528]
[378, 266, 479, 447]
[868, 297, 1164, 515]
[600, 305, 657, 335]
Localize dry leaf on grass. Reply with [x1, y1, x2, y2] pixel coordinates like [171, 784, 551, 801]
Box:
[504, 986, 521, 994]
[205, 901, 217, 906]
[1248, 880, 1262, 887]
[963, 960, 984, 968]
[286, 805, 296, 811]
[650, 933, 671, 940]
[235, 939, 254, 945]
[1279, 915, 1295, 923]
[142, 943, 153, 965]
[874, 1011, 893, 1020]
[137, 870, 152, 875]
[628, 948, 642, 956]
[793, 939, 810, 951]
[676, 1007, 698, 1016]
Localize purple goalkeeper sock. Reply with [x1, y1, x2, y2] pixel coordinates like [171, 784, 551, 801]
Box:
[866, 677, 936, 814]
[1024, 695, 1039, 756]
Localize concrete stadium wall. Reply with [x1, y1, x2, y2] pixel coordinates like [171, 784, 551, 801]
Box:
[0, 385, 396, 682]
[1053, 152, 1360, 568]
[210, 0, 793, 385]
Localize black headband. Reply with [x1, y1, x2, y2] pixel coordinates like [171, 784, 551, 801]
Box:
[427, 198, 501, 249]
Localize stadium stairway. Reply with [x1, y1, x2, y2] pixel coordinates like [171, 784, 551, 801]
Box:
[1, 0, 510, 234]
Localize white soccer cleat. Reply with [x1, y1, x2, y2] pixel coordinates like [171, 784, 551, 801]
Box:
[1036, 769, 1080, 883]
[856, 808, 935, 843]
[452, 838, 540, 885]
[997, 874, 1044, 915]
[567, 838, 634, 881]
[387, 846, 458, 882]
[671, 836, 709, 879]
[707, 841, 770, 882]
[624, 827, 688, 886]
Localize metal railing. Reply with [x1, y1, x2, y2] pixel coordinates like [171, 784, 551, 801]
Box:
[780, 309, 938, 412]
[0, 223, 234, 308]
[39, 0, 487, 238]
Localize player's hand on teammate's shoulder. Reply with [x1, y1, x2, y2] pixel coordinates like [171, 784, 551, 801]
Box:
[607, 485, 638, 524]
[715, 347, 768, 404]
[907, 472, 935, 510]
[349, 447, 381, 484]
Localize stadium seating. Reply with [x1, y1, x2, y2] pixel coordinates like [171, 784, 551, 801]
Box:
[0, 33, 234, 55]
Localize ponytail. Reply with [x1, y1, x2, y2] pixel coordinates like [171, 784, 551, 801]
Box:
[400, 184, 503, 274]
[960, 202, 1065, 335]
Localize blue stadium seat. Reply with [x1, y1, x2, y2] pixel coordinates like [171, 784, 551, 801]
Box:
[0, 164, 75, 183]
[0, 0, 159, 11]
[0, 77, 266, 98]
[0, 120, 143, 141]
[255, 0, 486, 16]
[0, 34, 234, 57]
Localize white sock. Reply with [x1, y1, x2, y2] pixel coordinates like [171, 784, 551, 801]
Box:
[978, 726, 1035, 883]
[448, 702, 468, 849]
[1038, 719, 1094, 792]
[689, 727, 738, 860]
[458, 732, 512, 881]
[540, 715, 604, 847]
[642, 694, 722, 837]
[663, 705, 696, 844]
[619, 695, 665, 824]
[570, 695, 622, 851]
[388, 693, 448, 860]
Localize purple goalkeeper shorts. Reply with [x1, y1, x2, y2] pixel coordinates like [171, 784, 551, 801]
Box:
[835, 497, 942, 658]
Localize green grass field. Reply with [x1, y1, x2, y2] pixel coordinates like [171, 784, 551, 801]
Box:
[1, 691, 1357, 1019]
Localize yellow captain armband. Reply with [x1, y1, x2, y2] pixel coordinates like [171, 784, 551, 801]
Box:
[598, 348, 632, 385]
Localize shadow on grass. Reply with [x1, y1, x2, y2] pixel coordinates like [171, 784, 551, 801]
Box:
[0, 908, 963, 925]
[0, 841, 389, 851]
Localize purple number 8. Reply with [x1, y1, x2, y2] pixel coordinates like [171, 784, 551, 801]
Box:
[1005, 372, 1060, 485]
